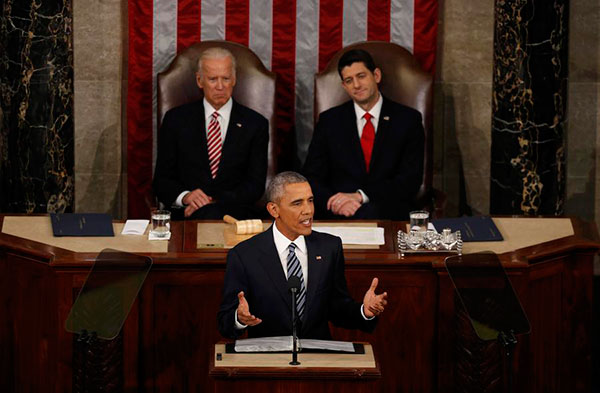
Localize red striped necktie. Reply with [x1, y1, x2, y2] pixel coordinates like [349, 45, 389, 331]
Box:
[207, 111, 222, 179]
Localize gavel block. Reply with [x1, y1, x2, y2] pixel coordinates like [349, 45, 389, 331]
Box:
[223, 215, 264, 235]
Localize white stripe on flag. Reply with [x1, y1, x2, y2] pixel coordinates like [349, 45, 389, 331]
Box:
[201, 0, 226, 41]
[343, 0, 367, 46]
[249, 0, 273, 70]
[153, 0, 178, 173]
[391, 0, 414, 52]
[295, 0, 320, 163]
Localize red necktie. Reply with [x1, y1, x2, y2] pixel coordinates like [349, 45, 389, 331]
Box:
[207, 111, 222, 178]
[361, 112, 375, 171]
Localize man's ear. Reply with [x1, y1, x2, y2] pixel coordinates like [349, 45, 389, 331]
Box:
[195, 72, 203, 90]
[374, 68, 382, 84]
[266, 202, 279, 219]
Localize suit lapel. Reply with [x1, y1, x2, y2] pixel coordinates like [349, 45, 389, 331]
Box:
[256, 227, 292, 309]
[304, 233, 326, 321]
[369, 96, 391, 173]
[189, 101, 211, 178]
[216, 100, 243, 179]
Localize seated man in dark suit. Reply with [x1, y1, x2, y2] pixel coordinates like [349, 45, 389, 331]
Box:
[218, 171, 387, 339]
[153, 47, 269, 219]
[303, 49, 424, 220]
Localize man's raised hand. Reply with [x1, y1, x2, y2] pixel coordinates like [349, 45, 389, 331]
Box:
[236, 291, 262, 326]
[363, 278, 388, 318]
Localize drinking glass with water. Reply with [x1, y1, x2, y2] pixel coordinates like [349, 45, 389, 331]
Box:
[409, 210, 429, 232]
[150, 210, 171, 238]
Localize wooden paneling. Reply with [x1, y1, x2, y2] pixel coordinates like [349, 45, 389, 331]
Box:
[0, 217, 597, 392]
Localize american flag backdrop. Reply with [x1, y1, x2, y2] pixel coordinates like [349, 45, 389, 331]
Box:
[127, 0, 438, 218]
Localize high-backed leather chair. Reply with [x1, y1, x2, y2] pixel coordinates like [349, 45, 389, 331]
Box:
[157, 40, 277, 181]
[314, 41, 444, 215]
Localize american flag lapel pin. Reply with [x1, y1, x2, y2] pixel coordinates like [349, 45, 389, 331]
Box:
[316, 255, 322, 261]
[383, 116, 390, 121]
[236, 123, 242, 127]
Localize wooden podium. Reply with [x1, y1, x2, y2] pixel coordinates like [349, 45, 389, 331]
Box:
[209, 342, 381, 392]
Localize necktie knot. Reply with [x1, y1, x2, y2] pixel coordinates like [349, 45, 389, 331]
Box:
[363, 112, 372, 122]
[212, 111, 219, 120]
[288, 242, 297, 253]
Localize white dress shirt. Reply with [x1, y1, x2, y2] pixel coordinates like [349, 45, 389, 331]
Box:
[175, 98, 234, 207]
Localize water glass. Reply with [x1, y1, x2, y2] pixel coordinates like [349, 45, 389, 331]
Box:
[409, 210, 429, 232]
[150, 210, 171, 238]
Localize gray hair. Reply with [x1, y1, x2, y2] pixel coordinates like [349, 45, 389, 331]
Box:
[196, 47, 237, 78]
[266, 171, 308, 203]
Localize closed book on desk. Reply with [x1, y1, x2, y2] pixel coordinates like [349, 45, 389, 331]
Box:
[50, 213, 114, 237]
[432, 216, 503, 242]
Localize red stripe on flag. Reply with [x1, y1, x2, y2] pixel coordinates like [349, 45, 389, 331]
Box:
[413, 0, 438, 74]
[367, 0, 391, 41]
[271, 0, 296, 170]
[225, 0, 249, 46]
[177, 0, 201, 52]
[318, 1, 343, 71]
[127, 0, 154, 218]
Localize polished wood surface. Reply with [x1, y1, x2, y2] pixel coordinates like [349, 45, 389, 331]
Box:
[0, 216, 597, 392]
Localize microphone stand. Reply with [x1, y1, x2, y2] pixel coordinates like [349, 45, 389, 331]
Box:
[288, 276, 301, 365]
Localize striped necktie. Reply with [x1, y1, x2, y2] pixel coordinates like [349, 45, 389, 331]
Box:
[207, 111, 222, 179]
[287, 243, 306, 321]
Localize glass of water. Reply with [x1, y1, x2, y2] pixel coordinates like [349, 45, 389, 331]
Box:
[150, 209, 171, 238]
[409, 210, 429, 232]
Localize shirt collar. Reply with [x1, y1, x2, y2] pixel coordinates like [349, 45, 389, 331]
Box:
[203, 97, 233, 121]
[272, 221, 307, 256]
[354, 92, 383, 122]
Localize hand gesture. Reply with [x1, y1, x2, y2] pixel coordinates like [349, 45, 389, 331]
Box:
[363, 278, 388, 318]
[236, 291, 262, 326]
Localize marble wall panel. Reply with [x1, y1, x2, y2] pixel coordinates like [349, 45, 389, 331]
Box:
[73, 81, 121, 174]
[437, 83, 492, 215]
[567, 0, 600, 226]
[490, 0, 568, 215]
[596, 83, 600, 227]
[435, 0, 494, 216]
[75, 172, 122, 217]
[436, 0, 494, 83]
[73, 0, 123, 215]
[568, 0, 600, 82]
[0, 0, 74, 213]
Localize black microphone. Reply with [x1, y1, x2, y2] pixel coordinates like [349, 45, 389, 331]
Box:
[288, 275, 301, 292]
[288, 275, 301, 365]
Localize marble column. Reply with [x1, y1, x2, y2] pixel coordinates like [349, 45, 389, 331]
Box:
[0, 0, 74, 213]
[490, 0, 568, 215]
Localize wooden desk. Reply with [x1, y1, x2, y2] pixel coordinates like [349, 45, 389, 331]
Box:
[0, 217, 597, 392]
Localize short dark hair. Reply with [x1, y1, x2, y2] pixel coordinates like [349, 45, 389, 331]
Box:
[337, 49, 377, 79]
[266, 171, 308, 203]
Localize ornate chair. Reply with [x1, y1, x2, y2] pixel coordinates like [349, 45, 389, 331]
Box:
[157, 40, 278, 181]
[314, 41, 445, 216]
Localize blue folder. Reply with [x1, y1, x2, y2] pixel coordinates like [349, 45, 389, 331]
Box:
[50, 213, 115, 237]
[431, 216, 503, 242]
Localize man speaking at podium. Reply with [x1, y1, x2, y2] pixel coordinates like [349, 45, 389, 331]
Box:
[217, 171, 388, 339]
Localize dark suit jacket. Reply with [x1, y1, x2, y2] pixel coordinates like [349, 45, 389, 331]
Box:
[217, 226, 376, 339]
[303, 96, 424, 220]
[153, 99, 268, 213]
